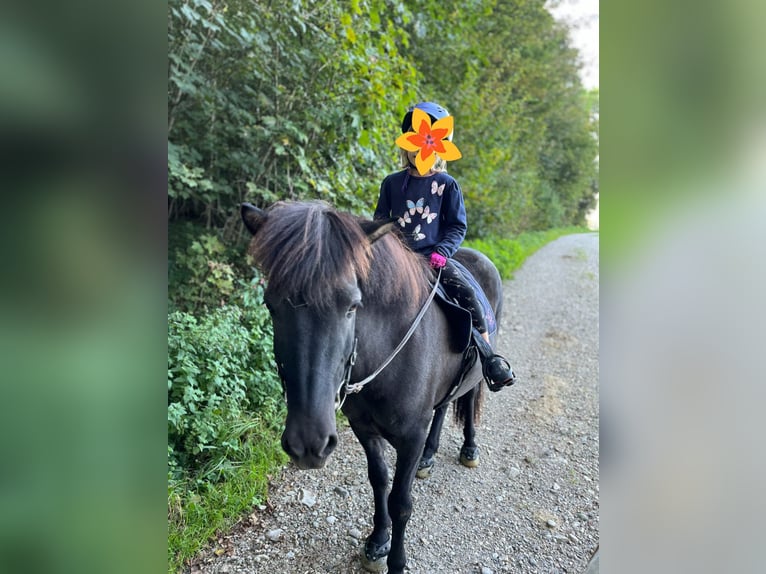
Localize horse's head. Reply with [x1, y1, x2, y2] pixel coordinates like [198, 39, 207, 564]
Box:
[241, 201, 395, 469]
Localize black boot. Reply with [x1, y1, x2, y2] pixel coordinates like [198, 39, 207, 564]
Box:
[473, 330, 516, 391]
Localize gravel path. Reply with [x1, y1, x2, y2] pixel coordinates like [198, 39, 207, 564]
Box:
[190, 233, 599, 574]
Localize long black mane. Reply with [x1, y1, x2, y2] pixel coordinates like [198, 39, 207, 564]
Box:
[248, 200, 431, 312]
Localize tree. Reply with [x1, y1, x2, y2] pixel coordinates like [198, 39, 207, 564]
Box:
[168, 0, 598, 239]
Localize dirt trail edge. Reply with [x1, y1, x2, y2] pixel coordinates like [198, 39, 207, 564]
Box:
[190, 232, 599, 574]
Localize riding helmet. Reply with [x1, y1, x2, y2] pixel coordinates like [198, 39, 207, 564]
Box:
[400, 102, 451, 134]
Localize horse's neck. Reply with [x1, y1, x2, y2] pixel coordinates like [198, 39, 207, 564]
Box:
[356, 285, 433, 359]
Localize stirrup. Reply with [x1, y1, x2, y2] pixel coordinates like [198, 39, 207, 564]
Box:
[483, 354, 516, 392]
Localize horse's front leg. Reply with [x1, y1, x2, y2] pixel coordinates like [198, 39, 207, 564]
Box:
[387, 431, 427, 574]
[417, 403, 448, 478]
[354, 433, 392, 573]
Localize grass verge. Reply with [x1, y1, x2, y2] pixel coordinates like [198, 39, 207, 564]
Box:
[168, 418, 288, 574]
[464, 226, 594, 279]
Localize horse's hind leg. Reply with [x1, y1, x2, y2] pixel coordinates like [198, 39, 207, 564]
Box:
[458, 385, 480, 468]
[417, 404, 448, 479]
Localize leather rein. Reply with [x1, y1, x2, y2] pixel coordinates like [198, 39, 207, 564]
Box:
[333, 268, 442, 411]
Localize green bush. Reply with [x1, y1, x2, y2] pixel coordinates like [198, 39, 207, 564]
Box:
[167, 274, 290, 572]
[168, 223, 246, 315]
[167, 278, 284, 481]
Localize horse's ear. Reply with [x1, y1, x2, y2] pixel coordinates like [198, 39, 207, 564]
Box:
[241, 203, 267, 235]
[360, 217, 397, 244]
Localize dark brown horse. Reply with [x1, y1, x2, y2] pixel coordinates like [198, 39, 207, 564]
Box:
[241, 200, 504, 574]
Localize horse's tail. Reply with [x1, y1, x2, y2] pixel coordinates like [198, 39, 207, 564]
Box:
[453, 381, 484, 426]
[494, 296, 504, 334]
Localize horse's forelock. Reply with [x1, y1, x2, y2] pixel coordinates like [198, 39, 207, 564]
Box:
[325, 210, 373, 282]
[248, 201, 430, 312]
[249, 201, 373, 310]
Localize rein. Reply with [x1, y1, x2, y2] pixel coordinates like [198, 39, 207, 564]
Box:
[334, 268, 442, 411]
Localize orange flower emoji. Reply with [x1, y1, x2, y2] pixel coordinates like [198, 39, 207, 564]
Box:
[395, 108, 462, 175]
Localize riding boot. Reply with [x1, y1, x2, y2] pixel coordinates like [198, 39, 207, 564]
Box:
[473, 329, 516, 391]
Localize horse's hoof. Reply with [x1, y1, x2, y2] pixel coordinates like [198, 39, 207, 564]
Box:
[416, 456, 434, 479]
[459, 446, 479, 468]
[361, 536, 390, 572]
[360, 554, 387, 573]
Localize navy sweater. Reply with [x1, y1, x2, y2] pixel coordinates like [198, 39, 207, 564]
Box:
[373, 169, 467, 258]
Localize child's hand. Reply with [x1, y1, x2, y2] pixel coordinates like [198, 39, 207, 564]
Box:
[429, 252, 447, 269]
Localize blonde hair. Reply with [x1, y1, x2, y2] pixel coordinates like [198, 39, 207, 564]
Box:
[398, 148, 448, 172]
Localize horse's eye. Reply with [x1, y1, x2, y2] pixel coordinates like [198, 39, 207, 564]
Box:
[346, 302, 362, 318]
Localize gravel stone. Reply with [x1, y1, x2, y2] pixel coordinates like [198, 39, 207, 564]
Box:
[266, 529, 283, 542]
[348, 528, 362, 540]
[300, 489, 316, 507]
[188, 233, 599, 574]
[333, 486, 350, 498]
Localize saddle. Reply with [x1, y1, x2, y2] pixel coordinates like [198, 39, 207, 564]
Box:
[434, 259, 497, 354]
[432, 262, 498, 409]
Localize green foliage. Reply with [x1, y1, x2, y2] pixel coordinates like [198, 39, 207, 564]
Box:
[167, 0, 597, 236]
[167, 278, 284, 479]
[168, 422, 287, 574]
[168, 222, 245, 314]
[171, 235, 234, 311]
[168, 0, 418, 234]
[167, 249, 290, 572]
[399, 0, 598, 237]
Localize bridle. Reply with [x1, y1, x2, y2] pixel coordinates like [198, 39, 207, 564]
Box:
[276, 269, 442, 412]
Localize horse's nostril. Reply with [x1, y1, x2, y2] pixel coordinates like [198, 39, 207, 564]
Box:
[282, 428, 336, 462]
[281, 432, 301, 459]
[323, 434, 338, 457]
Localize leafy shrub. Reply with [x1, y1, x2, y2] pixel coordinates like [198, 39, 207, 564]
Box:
[168, 225, 245, 315]
[167, 278, 284, 480]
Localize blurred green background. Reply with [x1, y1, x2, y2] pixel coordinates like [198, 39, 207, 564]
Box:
[601, 1, 766, 573]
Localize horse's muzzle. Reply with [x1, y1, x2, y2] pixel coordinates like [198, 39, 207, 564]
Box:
[281, 427, 338, 470]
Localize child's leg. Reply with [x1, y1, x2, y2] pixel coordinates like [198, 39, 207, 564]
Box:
[438, 259, 515, 389]
[440, 260, 488, 335]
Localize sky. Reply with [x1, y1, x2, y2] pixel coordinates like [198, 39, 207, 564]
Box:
[548, 0, 599, 228]
[547, 0, 599, 89]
